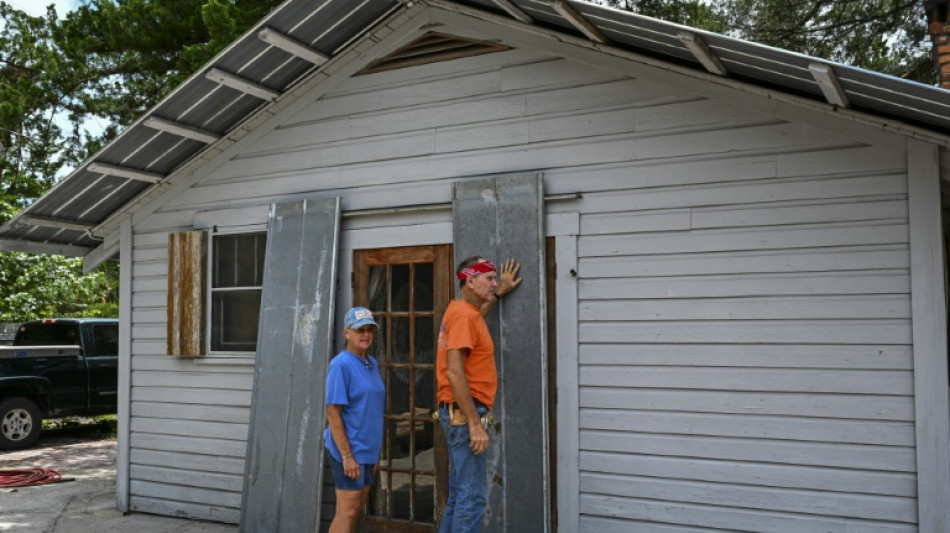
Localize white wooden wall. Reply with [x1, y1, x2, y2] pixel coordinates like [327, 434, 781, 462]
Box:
[129, 44, 916, 530]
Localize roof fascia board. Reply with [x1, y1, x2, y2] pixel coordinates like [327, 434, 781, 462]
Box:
[426, 0, 942, 150]
[0, 238, 91, 257]
[92, 2, 428, 237]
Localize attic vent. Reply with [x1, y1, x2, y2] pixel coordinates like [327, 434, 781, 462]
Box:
[357, 32, 510, 75]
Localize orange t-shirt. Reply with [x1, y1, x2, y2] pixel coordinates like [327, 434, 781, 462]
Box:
[436, 299, 497, 409]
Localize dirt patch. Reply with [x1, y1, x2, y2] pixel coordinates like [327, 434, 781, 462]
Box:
[0, 420, 116, 473]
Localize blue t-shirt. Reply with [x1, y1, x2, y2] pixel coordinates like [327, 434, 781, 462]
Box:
[323, 350, 385, 464]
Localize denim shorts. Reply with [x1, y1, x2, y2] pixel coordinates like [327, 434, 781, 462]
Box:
[328, 453, 375, 490]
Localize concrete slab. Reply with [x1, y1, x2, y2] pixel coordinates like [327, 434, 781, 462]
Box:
[0, 467, 237, 532]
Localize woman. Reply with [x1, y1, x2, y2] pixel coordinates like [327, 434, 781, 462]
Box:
[324, 306, 386, 533]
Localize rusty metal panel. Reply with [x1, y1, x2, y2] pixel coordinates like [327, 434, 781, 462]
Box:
[166, 230, 207, 357]
[452, 173, 548, 533]
[239, 197, 341, 532]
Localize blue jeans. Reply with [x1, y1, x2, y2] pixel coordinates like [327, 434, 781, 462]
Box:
[439, 403, 489, 533]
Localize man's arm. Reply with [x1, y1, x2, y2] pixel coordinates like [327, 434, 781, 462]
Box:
[481, 259, 523, 316]
[444, 347, 490, 455]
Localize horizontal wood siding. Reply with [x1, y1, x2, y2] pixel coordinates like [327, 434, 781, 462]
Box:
[574, 141, 913, 530]
[127, 228, 251, 522]
[128, 45, 914, 530]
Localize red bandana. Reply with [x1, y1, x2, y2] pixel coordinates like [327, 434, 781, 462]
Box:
[457, 260, 496, 281]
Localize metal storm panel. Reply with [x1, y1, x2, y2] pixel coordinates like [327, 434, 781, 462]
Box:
[453, 173, 548, 533]
[240, 197, 341, 532]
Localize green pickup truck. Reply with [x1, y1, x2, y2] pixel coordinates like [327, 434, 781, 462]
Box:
[0, 318, 118, 449]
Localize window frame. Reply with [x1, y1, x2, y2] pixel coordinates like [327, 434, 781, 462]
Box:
[205, 227, 267, 356]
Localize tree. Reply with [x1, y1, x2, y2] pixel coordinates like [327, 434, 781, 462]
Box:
[54, 0, 282, 130]
[594, 0, 728, 31]
[591, 0, 934, 84]
[0, 0, 281, 321]
[714, 0, 932, 82]
[0, 4, 75, 220]
[0, 252, 118, 320]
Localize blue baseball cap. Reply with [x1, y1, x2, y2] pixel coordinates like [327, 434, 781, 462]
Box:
[344, 307, 379, 329]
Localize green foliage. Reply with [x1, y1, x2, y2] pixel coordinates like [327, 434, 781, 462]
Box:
[597, 0, 728, 31]
[55, 0, 282, 127]
[0, 0, 279, 323]
[0, 3, 76, 209]
[594, 0, 933, 83]
[43, 414, 118, 437]
[713, 0, 932, 82]
[0, 253, 118, 321]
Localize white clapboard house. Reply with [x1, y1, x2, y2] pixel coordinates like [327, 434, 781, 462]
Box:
[2, 1, 950, 531]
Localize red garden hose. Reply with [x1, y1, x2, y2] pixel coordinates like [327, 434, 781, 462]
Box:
[0, 468, 71, 487]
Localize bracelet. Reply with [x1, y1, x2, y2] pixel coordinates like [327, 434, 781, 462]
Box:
[342, 453, 353, 459]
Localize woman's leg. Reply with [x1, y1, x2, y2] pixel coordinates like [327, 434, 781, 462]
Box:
[329, 488, 364, 533]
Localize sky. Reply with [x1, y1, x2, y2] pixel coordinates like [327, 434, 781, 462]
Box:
[5, 0, 81, 18]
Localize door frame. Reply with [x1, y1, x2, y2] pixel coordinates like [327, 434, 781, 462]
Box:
[353, 244, 453, 530]
[338, 211, 580, 531]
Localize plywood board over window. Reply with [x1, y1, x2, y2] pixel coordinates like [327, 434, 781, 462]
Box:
[167, 230, 207, 357]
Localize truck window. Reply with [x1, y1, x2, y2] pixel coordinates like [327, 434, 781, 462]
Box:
[92, 324, 119, 356]
[14, 323, 81, 346]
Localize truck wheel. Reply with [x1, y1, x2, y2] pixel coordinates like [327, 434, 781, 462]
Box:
[0, 397, 42, 450]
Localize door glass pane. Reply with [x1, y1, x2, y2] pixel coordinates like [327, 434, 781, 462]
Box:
[415, 317, 434, 365]
[415, 368, 434, 414]
[369, 265, 387, 313]
[391, 366, 410, 421]
[392, 316, 410, 365]
[391, 472, 412, 520]
[413, 263, 433, 311]
[370, 471, 390, 517]
[370, 322, 386, 364]
[414, 473, 435, 524]
[391, 264, 410, 312]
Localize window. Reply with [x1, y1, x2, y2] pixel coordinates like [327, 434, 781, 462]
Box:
[209, 232, 266, 352]
[14, 322, 80, 346]
[91, 324, 119, 357]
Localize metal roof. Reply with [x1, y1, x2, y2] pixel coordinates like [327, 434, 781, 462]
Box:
[2, 0, 948, 260]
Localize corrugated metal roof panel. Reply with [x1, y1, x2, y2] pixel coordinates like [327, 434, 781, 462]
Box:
[0, 0, 947, 256]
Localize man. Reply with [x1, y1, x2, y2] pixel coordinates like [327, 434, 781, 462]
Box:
[436, 256, 521, 533]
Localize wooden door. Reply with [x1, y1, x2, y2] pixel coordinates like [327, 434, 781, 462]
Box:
[353, 245, 453, 532]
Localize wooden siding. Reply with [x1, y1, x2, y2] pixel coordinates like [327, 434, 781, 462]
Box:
[127, 45, 915, 530]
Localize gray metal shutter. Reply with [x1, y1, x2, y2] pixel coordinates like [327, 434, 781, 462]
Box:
[239, 197, 341, 532]
[453, 173, 549, 533]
